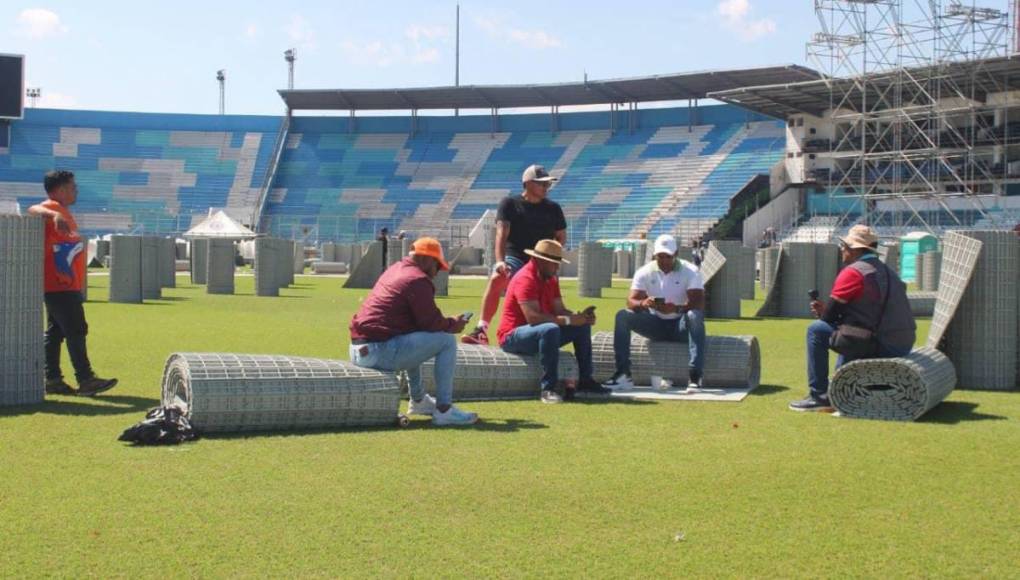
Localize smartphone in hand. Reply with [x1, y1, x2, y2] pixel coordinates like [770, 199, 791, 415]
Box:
[461, 311, 474, 321]
[583, 305, 596, 315]
[808, 289, 819, 301]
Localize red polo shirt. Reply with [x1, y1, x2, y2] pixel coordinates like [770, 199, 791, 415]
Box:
[497, 258, 562, 345]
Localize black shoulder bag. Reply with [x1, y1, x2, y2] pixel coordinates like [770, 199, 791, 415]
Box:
[829, 263, 890, 359]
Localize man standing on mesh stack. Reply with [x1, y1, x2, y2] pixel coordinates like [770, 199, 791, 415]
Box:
[462, 164, 567, 345]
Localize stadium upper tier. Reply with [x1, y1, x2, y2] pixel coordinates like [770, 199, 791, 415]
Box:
[0, 105, 784, 243]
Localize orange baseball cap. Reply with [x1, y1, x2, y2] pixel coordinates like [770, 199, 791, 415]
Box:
[411, 237, 449, 270]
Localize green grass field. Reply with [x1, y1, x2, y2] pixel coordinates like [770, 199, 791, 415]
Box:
[2, 273, 1018, 577]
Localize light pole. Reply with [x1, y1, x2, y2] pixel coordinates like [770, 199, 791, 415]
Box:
[216, 69, 226, 115]
[26, 88, 41, 108]
[284, 49, 296, 90]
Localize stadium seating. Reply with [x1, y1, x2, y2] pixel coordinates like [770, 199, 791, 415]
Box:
[0, 109, 280, 237]
[1, 105, 784, 243]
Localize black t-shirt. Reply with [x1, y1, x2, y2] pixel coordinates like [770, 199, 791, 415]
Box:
[496, 195, 567, 260]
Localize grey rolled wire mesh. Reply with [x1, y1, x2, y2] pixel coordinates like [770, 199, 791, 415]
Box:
[420, 344, 579, 400]
[293, 242, 305, 274]
[205, 238, 235, 295]
[705, 242, 740, 318]
[483, 224, 496, 268]
[254, 237, 278, 297]
[758, 247, 780, 292]
[312, 262, 348, 274]
[285, 240, 296, 285]
[190, 238, 208, 284]
[740, 246, 756, 300]
[814, 243, 840, 300]
[401, 238, 412, 262]
[914, 253, 926, 288]
[320, 242, 336, 262]
[348, 243, 362, 273]
[878, 243, 900, 275]
[615, 250, 634, 279]
[907, 291, 937, 317]
[275, 239, 291, 289]
[941, 231, 1019, 390]
[140, 236, 162, 300]
[598, 245, 614, 288]
[829, 347, 956, 421]
[344, 241, 383, 289]
[158, 237, 176, 289]
[779, 243, 816, 317]
[95, 239, 111, 264]
[161, 353, 401, 433]
[578, 242, 603, 297]
[433, 271, 450, 296]
[109, 235, 142, 303]
[921, 250, 941, 291]
[591, 331, 760, 388]
[175, 241, 187, 260]
[927, 232, 983, 348]
[0, 215, 44, 406]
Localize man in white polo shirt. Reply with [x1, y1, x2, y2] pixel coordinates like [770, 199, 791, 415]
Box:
[603, 234, 707, 392]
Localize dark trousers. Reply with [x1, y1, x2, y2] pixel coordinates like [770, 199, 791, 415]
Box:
[44, 291, 94, 383]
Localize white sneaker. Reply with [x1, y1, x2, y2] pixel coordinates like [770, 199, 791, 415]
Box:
[684, 380, 703, 395]
[408, 394, 438, 416]
[602, 373, 634, 391]
[432, 404, 479, 426]
[657, 378, 674, 392]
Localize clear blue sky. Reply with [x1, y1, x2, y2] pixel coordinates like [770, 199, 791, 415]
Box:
[5, 1, 821, 116]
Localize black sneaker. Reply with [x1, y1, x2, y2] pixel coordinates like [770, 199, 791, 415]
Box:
[540, 389, 563, 404]
[788, 396, 833, 412]
[45, 379, 77, 396]
[602, 372, 634, 391]
[576, 378, 613, 396]
[77, 376, 118, 397]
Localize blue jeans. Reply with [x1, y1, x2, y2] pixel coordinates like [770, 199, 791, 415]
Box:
[500, 323, 594, 390]
[805, 320, 913, 399]
[349, 332, 457, 406]
[494, 254, 527, 277]
[613, 309, 706, 377]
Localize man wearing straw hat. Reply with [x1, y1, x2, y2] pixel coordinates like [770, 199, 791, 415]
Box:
[790, 224, 915, 412]
[349, 237, 479, 425]
[497, 239, 611, 403]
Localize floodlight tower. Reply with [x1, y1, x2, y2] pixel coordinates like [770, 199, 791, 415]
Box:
[285, 49, 296, 90]
[26, 88, 41, 108]
[216, 69, 226, 115]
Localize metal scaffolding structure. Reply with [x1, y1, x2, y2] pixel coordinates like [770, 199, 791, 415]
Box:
[807, 0, 1014, 230]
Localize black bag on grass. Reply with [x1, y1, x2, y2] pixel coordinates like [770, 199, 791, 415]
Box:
[119, 406, 197, 445]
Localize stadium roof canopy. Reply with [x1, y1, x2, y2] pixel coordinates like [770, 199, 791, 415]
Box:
[708, 55, 1020, 119]
[277, 65, 821, 111]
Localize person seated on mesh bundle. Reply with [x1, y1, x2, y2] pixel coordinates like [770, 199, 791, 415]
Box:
[602, 234, 707, 393]
[349, 237, 478, 426]
[790, 224, 916, 412]
[496, 239, 611, 404]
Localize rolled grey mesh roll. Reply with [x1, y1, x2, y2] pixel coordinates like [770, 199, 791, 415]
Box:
[420, 344, 579, 400]
[343, 241, 383, 289]
[483, 224, 495, 268]
[311, 261, 348, 274]
[914, 253, 926, 288]
[140, 236, 162, 300]
[95, 239, 111, 264]
[706, 241, 740, 318]
[779, 243, 815, 317]
[284, 241, 296, 285]
[615, 250, 633, 279]
[190, 238, 208, 284]
[293, 242, 305, 274]
[591, 331, 760, 388]
[0, 215, 44, 406]
[921, 250, 941, 291]
[433, 271, 449, 296]
[161, 353, 401, 433]
[759, 247, 780, 292]
[578, 242, 601, 297]
[255, 237, 278, 297]
[815, 243, 840, 300]
[941, 230, 1019, 390]
[159, 237, 176, 288]
[109, 235, 142, 303]
[206, 239, 235, 295]
[740, 246, 756, 300]
[321, 242, 336, 262]
[175, 241, 187, 260]
[907, 291, 937, 317]
[276, 239, 291, 289]
[878, 243, 900, 274]
[829, 347, 956, 421]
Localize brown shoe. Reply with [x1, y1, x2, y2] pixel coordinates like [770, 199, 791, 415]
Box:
[45, 379, 78, 396]
[77, 376, 118, 397]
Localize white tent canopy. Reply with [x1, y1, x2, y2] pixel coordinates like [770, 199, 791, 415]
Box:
[184, 209, 256, 239]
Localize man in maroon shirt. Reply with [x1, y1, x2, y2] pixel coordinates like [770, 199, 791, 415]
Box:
[349, 237, 478, 425]
[497, 239, 612, 403]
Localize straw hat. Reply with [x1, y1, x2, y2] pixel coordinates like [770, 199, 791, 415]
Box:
[524, 239, 570, 264]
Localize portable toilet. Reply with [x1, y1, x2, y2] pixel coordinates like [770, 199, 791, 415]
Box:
[899, 232, 938, 283]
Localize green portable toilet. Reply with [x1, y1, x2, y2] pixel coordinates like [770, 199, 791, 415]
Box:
[899, 232, 938, 283]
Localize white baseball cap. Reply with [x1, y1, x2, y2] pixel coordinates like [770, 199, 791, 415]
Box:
[521, 164, 557, 183]
[653, 234, 678, 256]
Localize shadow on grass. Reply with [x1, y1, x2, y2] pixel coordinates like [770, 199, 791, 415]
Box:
[918, 401, 1008, 424]
[569, 396, 656, 406]
[748, 384, 790, 396]
[154, 296, 190, 302]
[0, 394, 157, 418]
[200, 417, 548, 441]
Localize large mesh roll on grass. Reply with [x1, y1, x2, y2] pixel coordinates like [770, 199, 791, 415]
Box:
[0, 215, 44, 406]
[206, 239, 235, 295]
[758, 246, 780, 293]
[161, 353, 402, 433]
[921, 250, 941, 291]
[190, 238, 208, 284]
[254, 237, 278, 297]
[591, 331, 760, 388]
[109, 235, 142, 303]
[828, 348, 956, 421]
[140, 236, 162, 300]
[420, 344, 579, 400]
